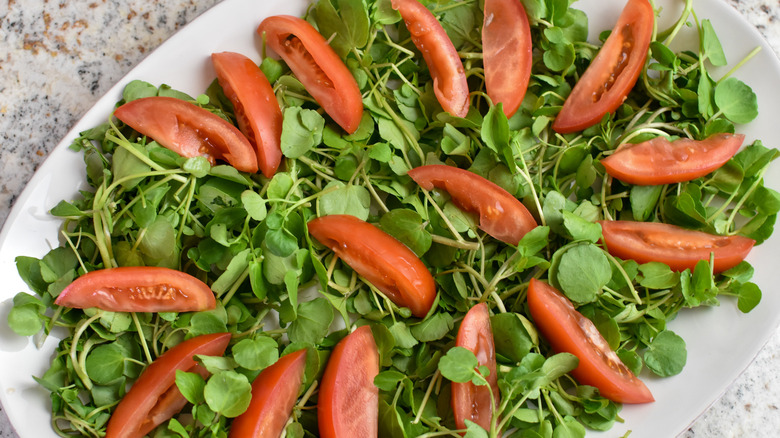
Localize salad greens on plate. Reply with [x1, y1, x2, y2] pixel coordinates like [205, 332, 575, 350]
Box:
[5, 0, 778, 437]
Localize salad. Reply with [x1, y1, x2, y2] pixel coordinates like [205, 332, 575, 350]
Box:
[3, 0, 779, 437]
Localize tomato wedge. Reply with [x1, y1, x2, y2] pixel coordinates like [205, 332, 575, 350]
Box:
[407, 165, 537, 245]
[552, 0, 654, 133]
[54, 266, 215, 313]
[114, 96, 258, 173]
[106, 333, 232, 438]
[307, 214, 437, 318]
[482, 0, 532, 118]
[257, 15, 362, 133]
[601, 133, 744, 185]
[229, 349, 307, 438]
[211, 52, 283, 178]
[452, 303, 499, 432]
[599, 220, 755, 273]
[527, 279, 653, 404]
[391, 0, 470, 118]
[318, 325, 379, 438]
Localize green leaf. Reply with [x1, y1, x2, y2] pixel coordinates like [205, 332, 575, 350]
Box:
[379, 209, 432, 257]
[737, 282, 761, 313]
[481, 104, 510, 156]
[241, 190, 267, 221]
[643, 330, 687, 377]
[464, 420, 489, 438]
[318, 181, 371, 220]
[374, 370, 406, 392]
[410, 312, 454, 342]
[714, 78, 758, 124]
[288, 298, 334, 345]
[388, 321, 418, 349]
[439, 346, 478, 383]
[232, 337, 279, 371]
[638, 262, 679, 289]
[561, 210, 601, 243]
[700, 19, 727, 66]
[491, 313, 535, 363]
[281, 107, 325, 158]
[555, 243, 611, 304]
[85, 344, 126, 385]
[175, 370, 206, 405]
[204, 371, 252, 417]
[630, 185, 662, 222]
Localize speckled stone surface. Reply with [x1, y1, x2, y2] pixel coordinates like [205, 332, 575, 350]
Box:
[0, 0, 779, 437]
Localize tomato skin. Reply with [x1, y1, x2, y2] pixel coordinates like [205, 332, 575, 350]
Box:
[527, 279, 654, 404]
[106, 333, 232, 438]
[407, 165, 537, 245]
[114, 96, 258, 173]
[599, 220, 755, 273]
[452, 303, 499, 432]
[482, 0, 532, 118]
[257, 15, 362, 133]
[211, 52, 283, 178]
[391, 0, 470, 118]
[229, 349, 307, 438]
[307, 214, 437, 318]
[318, 325, 379, 438]
[552, 0, 654, 133]
[602, 133, 744, 185]
[54, 267, 215, 313]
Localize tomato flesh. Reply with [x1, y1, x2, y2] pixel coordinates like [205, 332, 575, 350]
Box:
[601, 133, 744, 185]
[211, 52, 283, 178]
[307, 214, 437, 318]
[318, 325, 379, 438]
[391, 0, 470, 118]
[482, 0, 532, 118]
[552, 0, 654, 133]
[407, 165, 537, 245]
[257, 15, 363, 133]
[55, 266, 215, 313]
[114, 96, 258, 173]
[599, 220, 755, 273]
[229, 349, 307, 438]
[452, 302, 498, 432]
[527, 279, 653, 404]
[105, 333, 232, 438]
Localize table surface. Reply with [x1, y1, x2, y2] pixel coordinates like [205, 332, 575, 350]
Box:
[1, 0, 779, 437]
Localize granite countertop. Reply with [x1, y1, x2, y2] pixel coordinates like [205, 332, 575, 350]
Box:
[1, 0, 779, 437]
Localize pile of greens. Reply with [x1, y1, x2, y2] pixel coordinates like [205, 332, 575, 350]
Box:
[7, 0, 778, 437]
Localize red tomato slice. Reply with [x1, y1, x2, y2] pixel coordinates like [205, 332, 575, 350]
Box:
[601, 133, 744, 185]
[552, 0, 654, 133]
[599, 220, 755, 273]
[257, 15, 363, 133]
[482, 0, 532, 118]
[229, 349, 307, 438]
[527, 279, 653, 404]
[318, 325, 379, 438]
[407, 165, 537, 245]
[391, 0, 470, 118]
[106, 333, 232, 438]
[307, 214, 437, 318]
[211, 52, 283, 178]
[54, 266, 215, 313]
[452, 302, 499, 432]
[114, 96, 258, 173]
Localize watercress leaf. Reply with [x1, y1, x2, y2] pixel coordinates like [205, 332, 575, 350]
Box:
[517, 226, 550, 257]
[281, 107, 325, 158]
[212, 249, 250, 296]
[561, 210, 601, 243]
[464, 420, 489, 438]
[481, 104, 510, 156]
[630, 184, 663, 221]
[555, 243, 611, 304]
[737, 281, 761, 313]
[389, 321, 418, 349]
[241, 190, 267, 221]
[265, 228, 299, 258]
[700, 19, 727, 66]
[643, 330, 687, 377]
[491, 313, 534, 363]
[175, 370, 206, 405]
[439, 346, 478, 383]
[86, 343, 126, 385]
[543, 42, 576, 72]
[617, 349, 643, 376]
[374, 370, 406, 392]
[638, 262, 679, 289]
[379, 209, 432, 257]
[318, 181, 371, 220]
[122, 80, 158, 102]
[714, 78, 758, 124]
[369, 142, 392, 162]
[183, 156, 211, 178]
[288, 297, 334, 345]
[232, 336, 279, 371]
[189, 311, 228, 337]
[204, 370, 252, 417]
[552, 415, 586, 438]
[410, 312, 453, 343]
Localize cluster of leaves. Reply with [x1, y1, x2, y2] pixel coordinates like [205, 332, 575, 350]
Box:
[6, 0, 778, 437]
